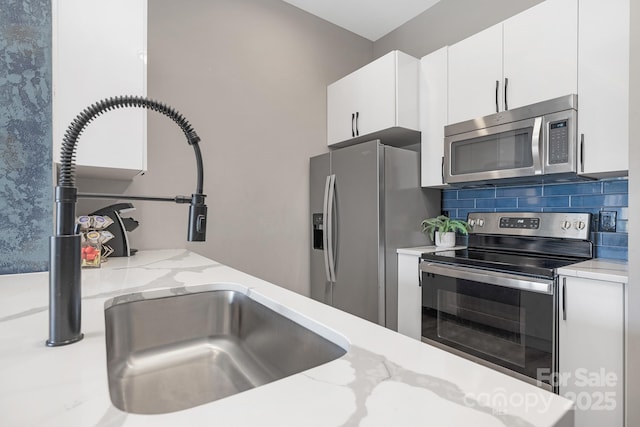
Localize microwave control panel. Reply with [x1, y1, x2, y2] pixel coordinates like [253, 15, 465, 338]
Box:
[548, 120, 569, 164]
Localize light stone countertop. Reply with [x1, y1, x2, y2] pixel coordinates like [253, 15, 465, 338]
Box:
[557, 258, 628, 283]
[396, 245, 466, 256]
[0, 249, 574, 427]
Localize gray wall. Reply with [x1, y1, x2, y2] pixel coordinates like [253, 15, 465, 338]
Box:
[0, 0, 52, 274]
[115, 0, 372, 296]
[374, 0, 543, 58]
[627, 0, 639, 424]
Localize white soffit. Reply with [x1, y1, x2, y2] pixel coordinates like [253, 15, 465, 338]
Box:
[281, 0, 441, 41]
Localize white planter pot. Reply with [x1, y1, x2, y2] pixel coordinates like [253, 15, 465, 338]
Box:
[435, 231, 456, 248]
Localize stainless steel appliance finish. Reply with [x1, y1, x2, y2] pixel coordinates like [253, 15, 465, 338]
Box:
[420, 212, 593, 392]
[466, 211, 591, 240]
[105, 289, 346, 414]
[310, 140, 440, 329]
[422, 262, 554, 294]
[444, 95, 578, 185]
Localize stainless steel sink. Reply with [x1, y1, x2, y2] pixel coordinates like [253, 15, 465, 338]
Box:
[104, 287, 347, 414]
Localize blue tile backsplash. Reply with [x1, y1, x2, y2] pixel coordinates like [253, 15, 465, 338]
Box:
[442, 179, 629, 261]
[0, 0, 52, 274]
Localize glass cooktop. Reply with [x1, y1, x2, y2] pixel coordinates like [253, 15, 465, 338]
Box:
[421, 248, 584, 279]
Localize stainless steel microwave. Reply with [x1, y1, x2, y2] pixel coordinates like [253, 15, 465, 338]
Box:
[444, 95, 578, 185]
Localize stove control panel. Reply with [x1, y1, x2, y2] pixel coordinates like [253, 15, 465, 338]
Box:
[466, 212, 591, 240]
[499, 217, 540, 229]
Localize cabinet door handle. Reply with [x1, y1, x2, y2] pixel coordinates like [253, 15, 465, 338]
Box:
[495, 80, 499, 113]
[441, 156, 445, 184]
[562, 277, 567, 320]
[351, 113, 355, 137]
[418, 261, 422, 287]
[355, 111, 359, 136]
[504, 77, 509, 111]
[580, 134, 585, 173]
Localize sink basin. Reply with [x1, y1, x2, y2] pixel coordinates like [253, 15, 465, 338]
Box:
[104, 286, 347, 414]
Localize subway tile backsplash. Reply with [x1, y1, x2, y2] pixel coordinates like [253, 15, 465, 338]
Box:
[442, 178, 629, 261]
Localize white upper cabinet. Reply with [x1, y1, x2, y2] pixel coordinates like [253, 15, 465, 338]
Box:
[327, 51, 419, 147]
[578, 0, 630, 177]
[502, 0, 577, 110]
[447, 24, 503, 125]
[427, 0, 627, 179]
[419, 47, 448, 188]
[448, 0, 578, 125]
[52, 0, 147, 179]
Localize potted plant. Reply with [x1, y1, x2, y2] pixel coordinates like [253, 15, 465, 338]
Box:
[421, 215, 470, 248]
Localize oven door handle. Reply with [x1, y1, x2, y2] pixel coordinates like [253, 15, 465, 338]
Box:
[420, 262, 554, 295]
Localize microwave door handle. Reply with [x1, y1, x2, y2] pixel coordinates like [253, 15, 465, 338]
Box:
[532, 117, 543, 175]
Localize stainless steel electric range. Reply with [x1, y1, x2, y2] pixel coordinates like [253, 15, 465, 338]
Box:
[420, 212, 593, 392]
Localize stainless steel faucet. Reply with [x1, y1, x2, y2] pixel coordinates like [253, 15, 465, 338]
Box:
[47, 96, 207, 347]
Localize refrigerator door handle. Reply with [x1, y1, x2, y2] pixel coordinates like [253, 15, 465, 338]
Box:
[326, 174, 337, 283]
[322, 175, 332, 283]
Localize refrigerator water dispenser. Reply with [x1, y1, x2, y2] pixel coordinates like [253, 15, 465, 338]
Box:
[312, 213, 324, 250]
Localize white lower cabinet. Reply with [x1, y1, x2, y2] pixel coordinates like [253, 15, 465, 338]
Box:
[397, 253, 422, 340]
[558, 275, 624, 427]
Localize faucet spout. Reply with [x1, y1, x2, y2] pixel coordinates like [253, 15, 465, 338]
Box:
[47, 96, 206, 347]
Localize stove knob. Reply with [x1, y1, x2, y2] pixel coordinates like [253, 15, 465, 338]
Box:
[561, 220, 572, 230]
[477, 218, 485, 227]
[575, 221, 586, 230]
[468, 219, 476, 227]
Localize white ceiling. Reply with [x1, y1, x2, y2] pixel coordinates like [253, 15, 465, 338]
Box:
[281, 0, 441, 41]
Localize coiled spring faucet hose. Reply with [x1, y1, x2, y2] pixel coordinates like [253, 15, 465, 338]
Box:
[48, 95, 207, 347]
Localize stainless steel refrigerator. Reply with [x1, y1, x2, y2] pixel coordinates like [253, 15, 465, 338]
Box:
[310, 140, 440, 330]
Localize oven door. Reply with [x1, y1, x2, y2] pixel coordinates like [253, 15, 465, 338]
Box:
[420, 262, 556, 391]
